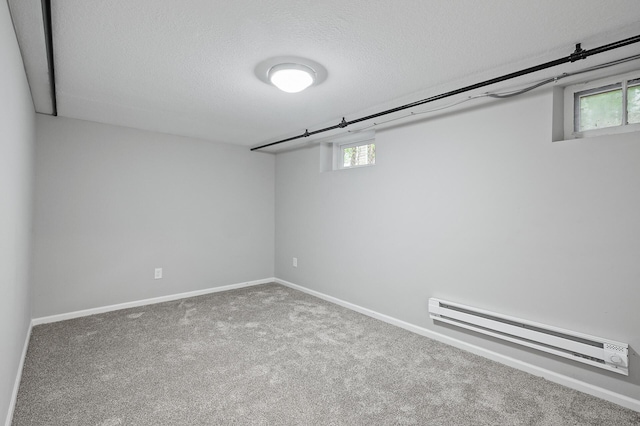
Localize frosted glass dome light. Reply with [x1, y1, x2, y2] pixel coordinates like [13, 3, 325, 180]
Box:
[268, 63, 316, 93]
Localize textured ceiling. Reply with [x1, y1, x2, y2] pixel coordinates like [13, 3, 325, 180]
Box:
[11, 1, 640, 147]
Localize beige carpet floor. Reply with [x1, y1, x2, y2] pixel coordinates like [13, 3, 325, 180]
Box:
[12, 283, 640, 425]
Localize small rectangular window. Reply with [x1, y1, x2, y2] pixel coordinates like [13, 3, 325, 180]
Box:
[340, 141, 375, 169]
[321, 131, 376, 172]
[566, 72, 640, 139]
[575, 84, 622, 132]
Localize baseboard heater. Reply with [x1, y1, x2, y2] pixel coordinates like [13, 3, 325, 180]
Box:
[428, 298, 628, 375]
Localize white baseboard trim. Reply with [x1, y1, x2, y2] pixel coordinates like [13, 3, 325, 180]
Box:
[5, 321, 32, 426]
[274, 278, 640, 413]
[32, 278, 275, 326]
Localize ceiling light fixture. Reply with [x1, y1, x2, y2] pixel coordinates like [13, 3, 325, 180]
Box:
[268, 63, 316, 93]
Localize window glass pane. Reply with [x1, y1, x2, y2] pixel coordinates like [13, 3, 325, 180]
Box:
[342, 143, 375, 168]
[627, 79, 640, 125]
[578, 89, 623, 131]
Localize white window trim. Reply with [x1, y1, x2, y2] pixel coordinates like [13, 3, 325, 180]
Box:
[336, 139, 376, 170]
[564, 70, 640, 140]
[329, 131, 376, 171]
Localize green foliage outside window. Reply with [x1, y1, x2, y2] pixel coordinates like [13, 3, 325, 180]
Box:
[628, 83, 640, 124]
[343, 143, 375, 168]
[577, 78, 640, 132]
[579, 89, 622, 131]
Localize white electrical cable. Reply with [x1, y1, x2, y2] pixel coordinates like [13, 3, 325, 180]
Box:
[347, 53, 640, 134]
[348, 94, 488, 133]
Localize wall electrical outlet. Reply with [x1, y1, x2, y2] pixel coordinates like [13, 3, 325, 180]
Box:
[154, 268, 163, 279]
[292, 257, 298, 267]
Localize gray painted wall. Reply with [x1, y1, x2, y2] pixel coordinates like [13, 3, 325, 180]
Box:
[33, 115, 274, 317]
[0, 1, 35, 423]
[275, 91, 640, 400]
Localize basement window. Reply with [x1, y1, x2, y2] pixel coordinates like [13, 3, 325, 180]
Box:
[564, 71, 640, 139]
[319, 131, 376, 172]
[339, 140, 376, 169]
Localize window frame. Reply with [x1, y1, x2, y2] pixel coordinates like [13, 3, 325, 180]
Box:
[325, 131, 376, 171]
[337, 139, 376, 170]
[564, 71, 640, 139]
